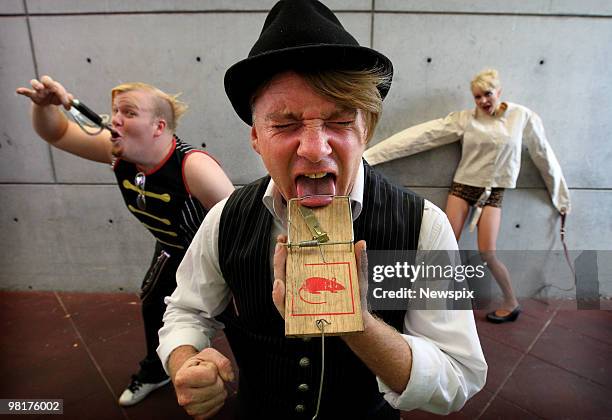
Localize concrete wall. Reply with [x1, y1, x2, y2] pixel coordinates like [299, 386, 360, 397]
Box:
[1, 1, 610, 292]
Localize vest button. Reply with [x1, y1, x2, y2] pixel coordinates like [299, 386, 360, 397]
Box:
[298, 383, 309, 392]
[295, 404, 305, 413]
[299, 357, 310, 368]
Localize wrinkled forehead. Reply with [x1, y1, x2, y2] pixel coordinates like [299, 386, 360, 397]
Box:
[253, 71, 356, 120]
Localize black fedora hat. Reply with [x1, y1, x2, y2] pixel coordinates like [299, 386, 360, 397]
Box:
[224, 0, 393, 125]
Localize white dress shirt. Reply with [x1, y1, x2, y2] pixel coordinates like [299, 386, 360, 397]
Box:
[158, 163, 487, 414]
[364, 103, 571, 213]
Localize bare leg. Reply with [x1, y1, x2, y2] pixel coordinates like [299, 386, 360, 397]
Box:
[445, 194, 470, 241]
[477, 206, 519, 314]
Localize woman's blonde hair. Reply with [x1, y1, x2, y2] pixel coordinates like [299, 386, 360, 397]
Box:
[111, 82, 188, 131]
[470, 69, 501, 92]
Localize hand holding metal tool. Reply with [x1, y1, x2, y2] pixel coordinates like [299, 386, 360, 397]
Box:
[17, 76, 116, 137]
[70, 98, 118, 137]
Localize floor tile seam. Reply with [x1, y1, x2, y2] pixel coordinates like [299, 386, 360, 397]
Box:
[525, 352, 612, 391]
[96, 327, 144, 343]
[52, 294, 141, 326]
[474, 305, 559, 420]
[54, 295, 139, 311]
[476, 308, 556, 351]
[75, 330, 142, 348]
[545, 321, 612, 347]
[53, 291, 131, 420]
[477, 332, 529, 354]
[488, 393, 547, 419]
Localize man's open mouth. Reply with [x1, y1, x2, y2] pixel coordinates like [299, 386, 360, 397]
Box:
[295, 172, 336, 207]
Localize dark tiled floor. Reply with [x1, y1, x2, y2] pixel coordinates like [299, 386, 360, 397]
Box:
[1, 291, 610, 419]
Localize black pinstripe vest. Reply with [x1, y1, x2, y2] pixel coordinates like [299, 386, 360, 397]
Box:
[218, 162, 424, 419]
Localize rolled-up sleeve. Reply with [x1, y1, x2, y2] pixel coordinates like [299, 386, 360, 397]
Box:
[377, 202, 488, 413]
[157, 198, 232, 373]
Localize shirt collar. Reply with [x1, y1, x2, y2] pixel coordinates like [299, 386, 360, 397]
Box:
[473, 101, 508, 119]
[262, 161, 365, 226]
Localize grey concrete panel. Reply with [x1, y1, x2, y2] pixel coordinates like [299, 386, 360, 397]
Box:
[408, 187, 612, 251]
[26, 0, 276, 13]
[0, 185, 152, 292]
[372, 13, 612, 188]
[376, 0, 612, 15]
[597, 252, 612, 298]
[367, 143, 461, 187]
[459, 250, 609, 300]
[325, 0, 371, 10]
[2, 183, 607, 292]
[30, 12, 371, 184]
[0, 17, 55, 183]
[0, 0, 24, 14]
[26, 0, 371, 13]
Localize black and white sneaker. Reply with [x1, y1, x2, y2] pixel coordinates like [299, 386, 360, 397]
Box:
[118, 375, 171, 406]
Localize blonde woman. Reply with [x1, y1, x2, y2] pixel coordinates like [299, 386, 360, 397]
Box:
[364, 69, 571, 323]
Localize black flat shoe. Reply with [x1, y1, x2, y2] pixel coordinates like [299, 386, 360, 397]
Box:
[486, 306, 521, 323]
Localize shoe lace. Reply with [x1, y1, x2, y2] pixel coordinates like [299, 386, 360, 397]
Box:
[128, 375, 144, 393]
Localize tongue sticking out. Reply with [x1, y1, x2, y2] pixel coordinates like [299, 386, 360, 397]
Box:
[296, 174, 336, 207]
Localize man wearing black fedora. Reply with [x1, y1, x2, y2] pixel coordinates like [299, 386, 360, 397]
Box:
[158, 1, 487, 418]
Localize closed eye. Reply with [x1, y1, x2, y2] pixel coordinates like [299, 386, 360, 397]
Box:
[329, 120, 354, 127]
[272, 122, 298, 129]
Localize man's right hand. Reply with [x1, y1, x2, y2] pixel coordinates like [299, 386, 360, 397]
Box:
[16, 75, 73, 109]
[172, 347, 235, 419]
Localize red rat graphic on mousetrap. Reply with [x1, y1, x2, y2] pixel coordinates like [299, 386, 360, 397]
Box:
[299, 275, 345, 305]
[285, 196, 363, 337]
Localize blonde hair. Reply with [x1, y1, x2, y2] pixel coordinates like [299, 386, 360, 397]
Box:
[251, 68, 391, 143]
[470, 69, 501, 92]
[303, 68, 390, 143]
[111, 82, 188, 131]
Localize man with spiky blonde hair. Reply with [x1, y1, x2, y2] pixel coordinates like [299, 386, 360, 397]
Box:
[17, 76, 234, 406]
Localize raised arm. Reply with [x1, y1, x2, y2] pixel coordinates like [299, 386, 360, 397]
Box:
[16, 75, 113, 164]
[523, 111, 571, 214]
[363, 111, 466, 165]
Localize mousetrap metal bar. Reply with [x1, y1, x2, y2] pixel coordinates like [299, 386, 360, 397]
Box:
[285, 195, 354, 251]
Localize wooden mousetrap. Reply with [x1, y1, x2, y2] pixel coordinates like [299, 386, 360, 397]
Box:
[284, 196, 363, 337]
